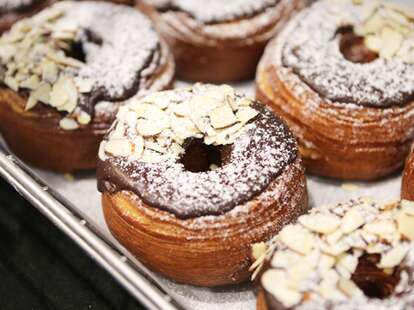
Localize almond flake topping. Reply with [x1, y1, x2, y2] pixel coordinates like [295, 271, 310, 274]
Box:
[352, 0, 414, 63]
[100, 84, 258, 163]
[0, 4, 96, 130]
[254, 199, 414, 308]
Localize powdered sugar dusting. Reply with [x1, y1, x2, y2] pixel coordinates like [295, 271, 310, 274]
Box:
[151, 0, 279, 24]
[282, 0, 414, 107]
[261, 198, 414, 309]
[51, 1, 160, 99]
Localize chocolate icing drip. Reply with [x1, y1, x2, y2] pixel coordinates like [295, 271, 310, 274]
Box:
[76, 43, 161, 118]
[281, 1, 414, 108]
[149, 0, 280, 24]
[97, 103, 298, 219]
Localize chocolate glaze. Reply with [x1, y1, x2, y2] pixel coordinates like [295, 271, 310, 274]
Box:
[149, 0, 280, 24]
[97, 102, 298, 219]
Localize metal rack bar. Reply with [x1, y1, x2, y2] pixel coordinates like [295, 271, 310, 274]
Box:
[0, 145, 183, 310]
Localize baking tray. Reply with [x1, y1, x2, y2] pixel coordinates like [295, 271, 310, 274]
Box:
[0, 81, 403, 310]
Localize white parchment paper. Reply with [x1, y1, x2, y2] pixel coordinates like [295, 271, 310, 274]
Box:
[29, 81, 402, 309]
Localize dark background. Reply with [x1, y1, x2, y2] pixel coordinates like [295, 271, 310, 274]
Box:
[0, 178, 145, 310]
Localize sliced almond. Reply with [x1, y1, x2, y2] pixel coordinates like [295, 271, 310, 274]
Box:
[41, 61, 58, 84]
[137, 119, 169, 137]
[366, 243, 388, 254]
[317, 270, 344, 301]
[20, 75, 40, 90]
[338, 278, 363, 298]
[363, 220, 396, 236]
[236, 106, 259, 124]
[364, 34, 383, 53]
[189, 95, 222, 119]
[299, 213, 341, 234]
[337, 253, 358, 274]
[193, 117, 216, 136]
[172, 102, 190, 117]
[74, 77, 94, 93]
[59, 117, 79, 131]
[320, 240, 351, 256]
[209, 104, 238, 129]
[51, 76, 78, 113]
[362, 12, 385, 34]
[238, 97, 252, 107]
[379, 245, 409, 268]
[380, 27, 404, 59]
[341, 183, 359, 192]
[287, 258, 316, 289]
[171, 115, 200, 140]
[141, 104, 168, 121]
[210, 122, 244, 145]
[104, 139, 132, 157]
[52, 30, 76, 40]
[77, 111, 91, 125]
[218, 84, 234, 98]
[49, 76, 69, 107]
[326, 229, 344, 245]
[279, 225, 315, 255]
[131, 136, 144, 158]
[25, 95, 38, 111]
[271, 250, 301, 269]
[319, 254, 335, 272]
[145, 139, 167, 154]
[170, 143, 184, 157]
[31, 83, 51, 104]
[401, 200, 414, 216]
[397, 211, 414, 240]
[261, 270, 302, 308]
[47, 51, 84, 68]
[341, 209, 365, 233]
[251, 242, 267, 261]
[129, 103, 153, 118]
[344, 231, 367, 249]
[4, 76, 19, 91]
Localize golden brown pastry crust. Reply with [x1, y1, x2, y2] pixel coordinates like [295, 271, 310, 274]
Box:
[402, 145, 414, 201]
[137, 0, 301, 83]
[256, 36, 414, 181]
[102, 157, 308, 287]
[0, 88, 105, 171]
[0, 56, 174, 172]
[256, 290, 269, 310]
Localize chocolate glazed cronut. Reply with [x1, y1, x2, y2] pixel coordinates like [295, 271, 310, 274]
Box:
[138, 0, 301, 82]
[256, 0, 414, 180]
[0, 1, 174, 171]
[97, 85, 308, 286]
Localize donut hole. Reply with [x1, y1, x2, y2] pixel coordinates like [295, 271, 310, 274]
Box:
[65, 40, 86, 63]
[351, 254, 401, 299]
[64, 30, 102, 63]
[337, 26, 378, 63]
[180, 138, 223, 173]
